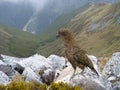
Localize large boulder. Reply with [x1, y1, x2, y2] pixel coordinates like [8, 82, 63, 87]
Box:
[2, 54, 52, 72]
[39, 68, 55, 85]
[1, 54, 67, 84]
[0, 71, 10, 85]
[102, 52, 120, 90]
[71, 78, 106, 90]
[112, 81, 120, 90]
[47, 55, 67, 70]
[13, 63, 25, 74]
[0, 65, 16, 77]
[18, 54, 52, 72]
[22, 67, 41, 83]
[0, 60, 6, 65]
[102, 52, 120, 81]
[1, 54, 22, 65]
[0, 55, 3, 60]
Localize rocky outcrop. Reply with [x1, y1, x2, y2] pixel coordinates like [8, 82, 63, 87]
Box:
[112, 81, 120, 90]
[0, 60, 6, 65]
[102, 52, 120, 90]
[71, 78, 106, 90]
[39, 68, 55, 85]
[0, 65, 16, 77]
[0, 52, 120, 90]
[0, 71, 10, 85]
[0, 55, 3, 60]
[13, 63, 25, 74]
[102, 52, 120, 81]
[0, 54, 67, 84]
[22, 67, 41, 83]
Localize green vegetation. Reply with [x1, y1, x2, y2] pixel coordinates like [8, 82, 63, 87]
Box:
[37, 5, 91, 56]
[37, 2, 120, 57]
[0, 2, 120, 57]
[37, 11, 78, 56]
[0, 80, 47, 90]
[0, 23, 39, 57]
[70, 3, 120, 57]
[49, 82, 82, 90]
[0, 81, 82, 90]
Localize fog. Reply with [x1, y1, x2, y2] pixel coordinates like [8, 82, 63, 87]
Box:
[0, 0, 48, 11]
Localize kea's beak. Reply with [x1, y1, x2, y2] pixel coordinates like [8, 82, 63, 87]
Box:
[56, 34, 60, 39]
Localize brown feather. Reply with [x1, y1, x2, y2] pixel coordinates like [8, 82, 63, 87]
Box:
[57, 28, 99, 76]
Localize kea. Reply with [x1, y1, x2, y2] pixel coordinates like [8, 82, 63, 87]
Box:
[56, 29, 99, 78]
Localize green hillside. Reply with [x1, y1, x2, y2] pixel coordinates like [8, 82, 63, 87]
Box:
[37, 2, 120, 57]
[0, 23, 39, 57]
[1, 2, 119, 57]
[37, 5, 91, 56]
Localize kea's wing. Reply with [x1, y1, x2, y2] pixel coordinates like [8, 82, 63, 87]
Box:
[73, 46, 93, 67]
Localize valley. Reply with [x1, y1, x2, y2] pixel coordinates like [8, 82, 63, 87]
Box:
[37, 2, 120, 57]
[0, 23, 39, 57]
[0, 1, 119, 58]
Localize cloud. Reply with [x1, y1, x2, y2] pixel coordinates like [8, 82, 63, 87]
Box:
[0, 0, 48, 11]
[29, 0, 48, 11]
[0, 0, 22, 3]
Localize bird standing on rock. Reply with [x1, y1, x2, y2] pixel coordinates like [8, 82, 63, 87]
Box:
[56, 28, 99, 79]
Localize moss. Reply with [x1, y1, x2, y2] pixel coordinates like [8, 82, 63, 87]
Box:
[0, 84, 6, 90]
[0, 81, 83, 90]
[49, 82, 83, 90]
[7, 81, 28, 90]
[0, 81, 47, 90]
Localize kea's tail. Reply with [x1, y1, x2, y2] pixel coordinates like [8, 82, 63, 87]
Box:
[92, 68, 99, 76]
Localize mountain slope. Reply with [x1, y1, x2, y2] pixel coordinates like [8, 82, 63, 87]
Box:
[37, 2, 120, 57]
[23, 0, 87, 34]
[0, 23, 39, 57]
[37, 6, 91, 56]
[68, 2, 120, 57]
[0, 0, 118, 34]
[24, 0, 118, 34]
[0, 2, 34, 29]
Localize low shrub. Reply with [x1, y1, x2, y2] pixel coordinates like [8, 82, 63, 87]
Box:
[0, 81, 83, 90]
[0, 76, 82, 90]
[49, 82, 83, 90]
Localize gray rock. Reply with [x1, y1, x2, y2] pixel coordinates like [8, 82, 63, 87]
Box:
[112, 81, 120, 90]
[0, 65, 15, 77]
[116, 17, 120, 24]
[102, 52, 120, 82]
[0, 71, 10, 85]
[71, 78, 106, 90]
[22, 67, 41, 83]
[47, 55, 67, 71]
[0, 55, 3, 60]
[99, 76, 112, 90]
[13, 63, 25, 74]
[39, 67, 55, 85]
[0, 60, 6, 65]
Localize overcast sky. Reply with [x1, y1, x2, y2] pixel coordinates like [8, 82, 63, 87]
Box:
[0, 0, 48, 11]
